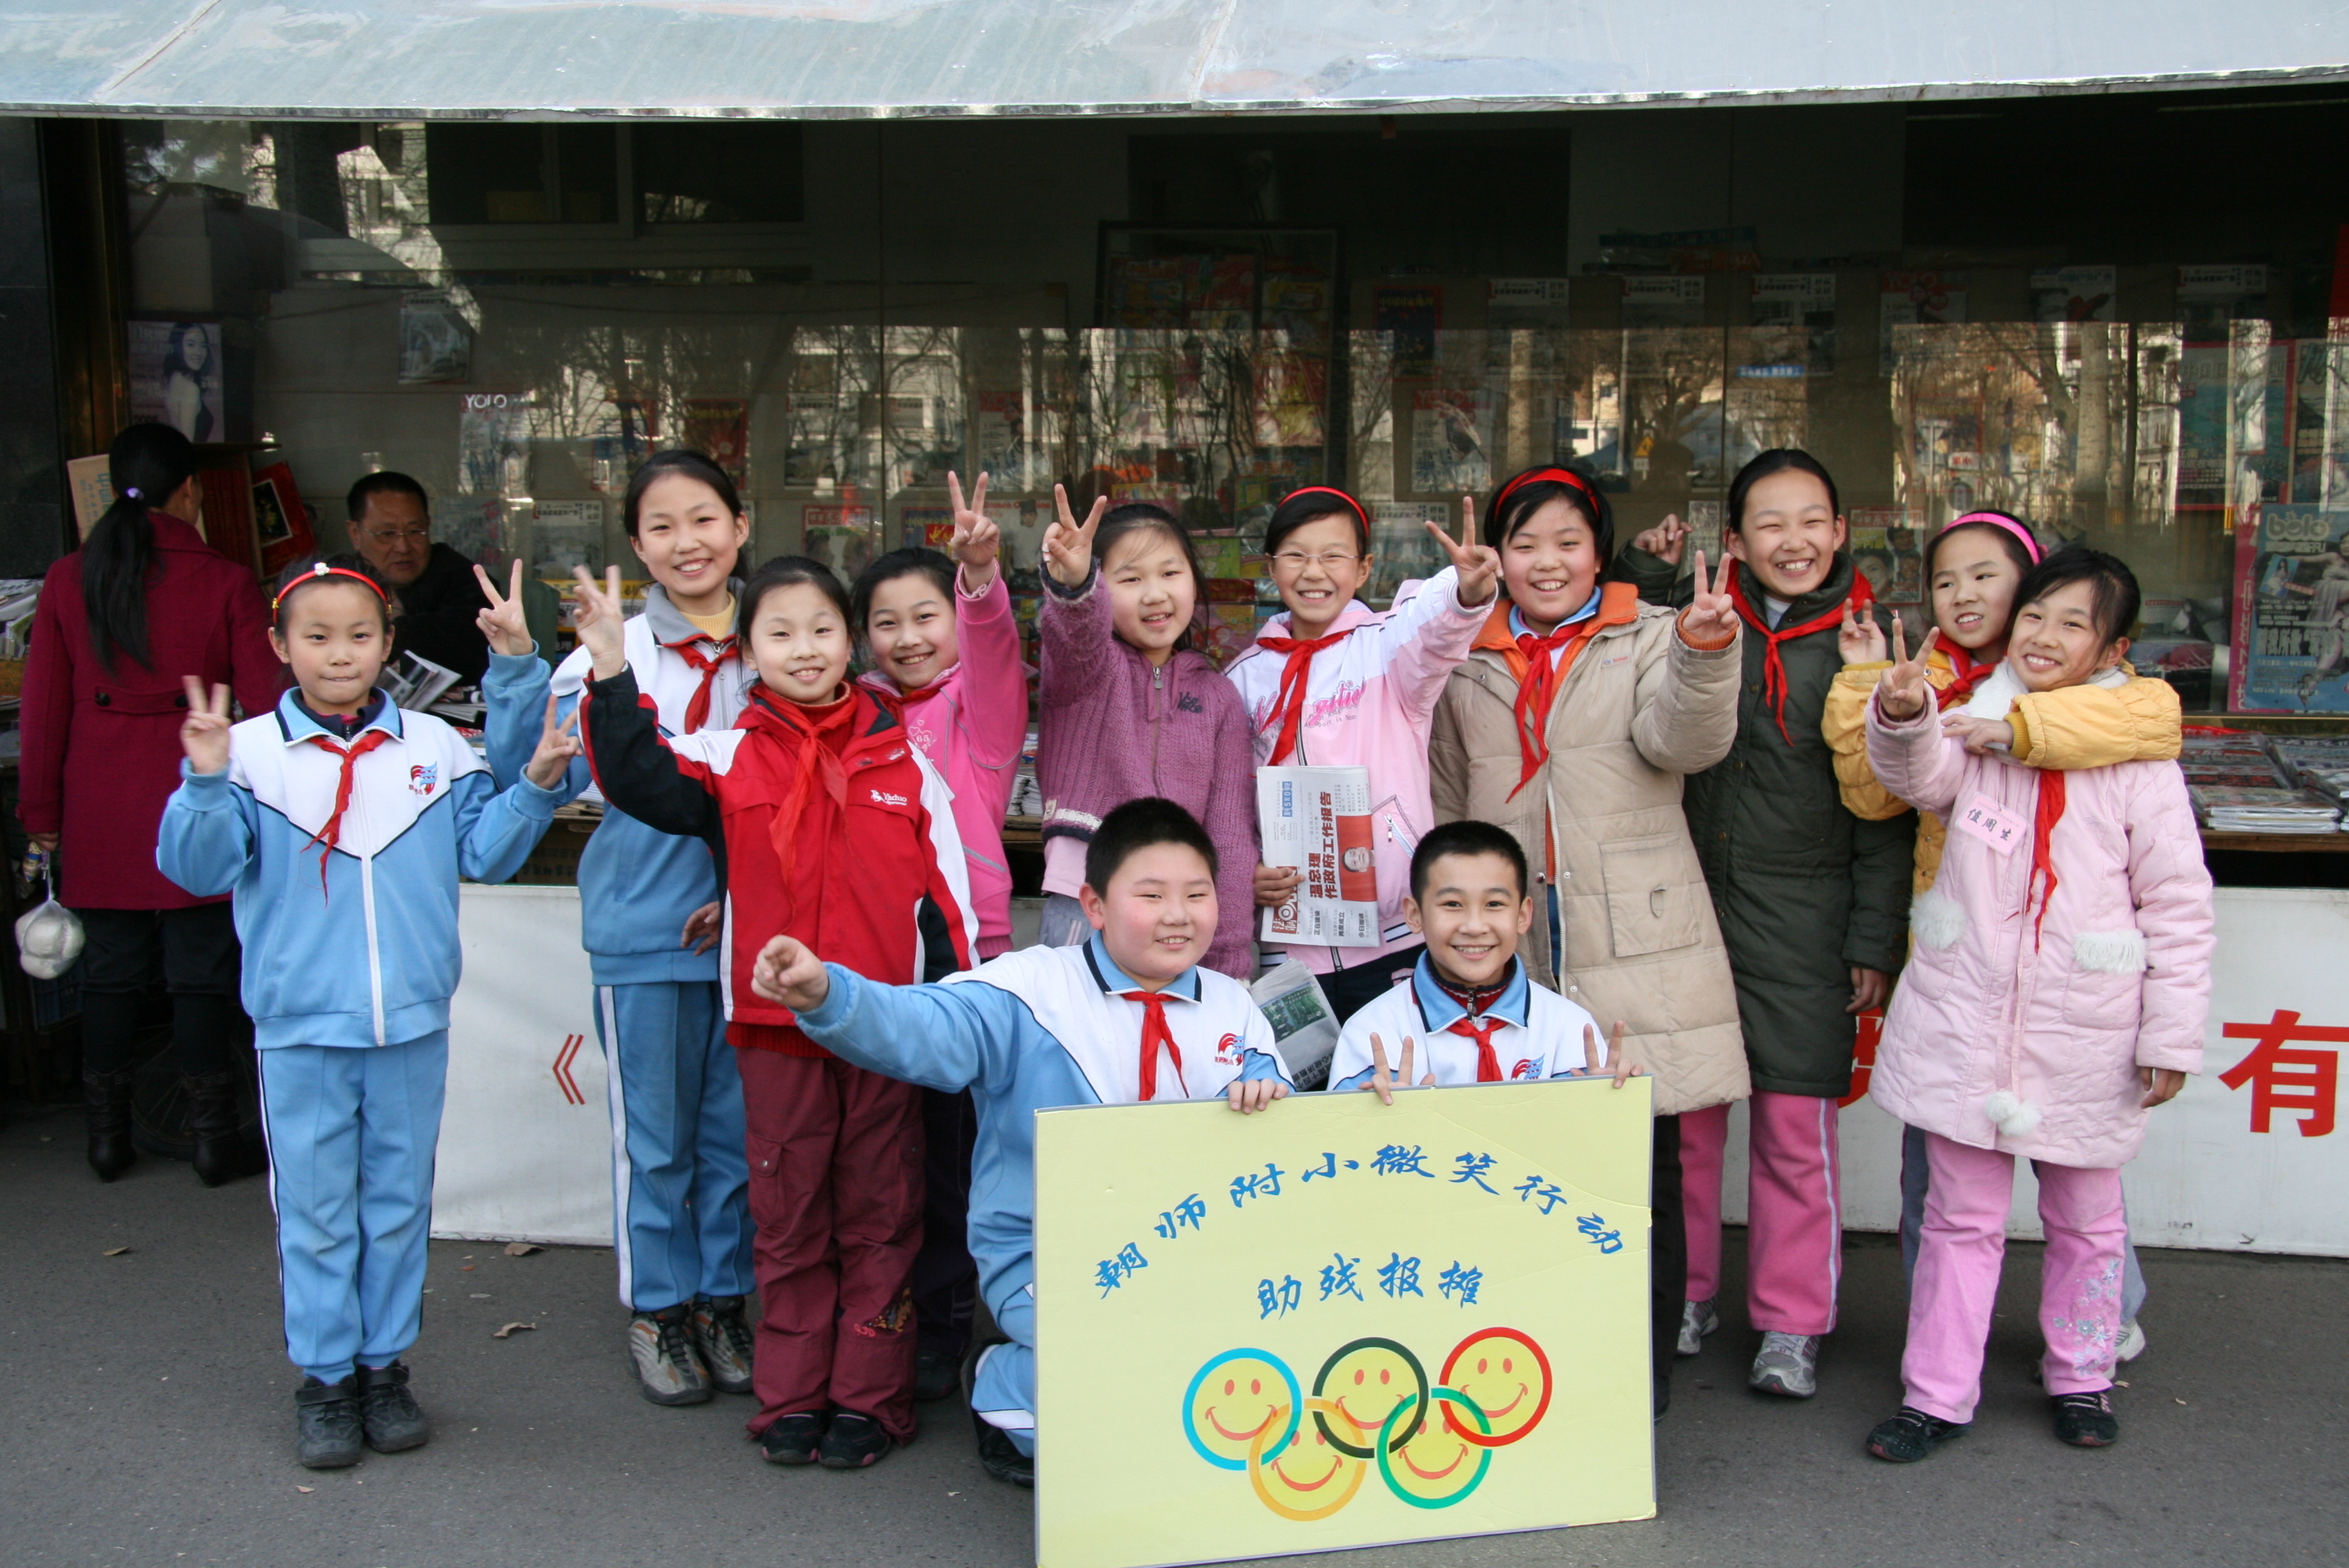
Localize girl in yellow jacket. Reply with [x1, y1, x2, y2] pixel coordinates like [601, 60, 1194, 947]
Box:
[1814, 509, 2180, 1364]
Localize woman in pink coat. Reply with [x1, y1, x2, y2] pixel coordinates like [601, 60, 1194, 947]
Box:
[850, 470, 1029, 1402]
[1858, 547, 2212, 1464]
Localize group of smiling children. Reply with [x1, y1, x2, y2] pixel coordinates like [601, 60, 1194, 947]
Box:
[159, 440, 2210, 1484]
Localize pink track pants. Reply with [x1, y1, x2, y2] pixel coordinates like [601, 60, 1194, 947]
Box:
[1903, 1131, 2127, 1424]
[1680, 1092, 1843, 1335]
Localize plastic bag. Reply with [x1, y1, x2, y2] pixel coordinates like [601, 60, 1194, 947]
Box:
[16, 864, 83, 979]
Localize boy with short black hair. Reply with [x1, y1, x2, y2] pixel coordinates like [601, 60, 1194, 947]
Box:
[747, 797, 1292, 1488]
[1330, 820, 1633, 1095]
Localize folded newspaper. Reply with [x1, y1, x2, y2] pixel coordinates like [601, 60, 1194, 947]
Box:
[1249, 959, 1338, 1091]
[1255, 765, 1381, 948]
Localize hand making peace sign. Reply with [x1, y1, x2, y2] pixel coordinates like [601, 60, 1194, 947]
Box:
[1366, 1031, 1436, 1106]
[570, 565, 630, 681]
[1838, 599, 1888, 665]
[474, 558, 536, 659]
[1679, 550, 1740, 645]
[1875, 613, 1940, 722]
[179, 676, 235, 776]
[1572, 1019, 1643, 1088]
[1426, 494, 1501, 609]
[1042, 483, 1108, 589]
[946, 470, 999, 593]
[521, 692, 582, 788]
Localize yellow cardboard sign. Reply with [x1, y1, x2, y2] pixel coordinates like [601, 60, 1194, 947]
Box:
[1034, 1078, 1656, 1568]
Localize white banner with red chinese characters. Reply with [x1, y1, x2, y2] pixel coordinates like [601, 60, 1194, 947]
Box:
[432, 884, 615, 1246]
[1718, 886, 2349, 1258]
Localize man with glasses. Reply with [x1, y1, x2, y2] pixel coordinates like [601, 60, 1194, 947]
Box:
[340, 471, 493, 683]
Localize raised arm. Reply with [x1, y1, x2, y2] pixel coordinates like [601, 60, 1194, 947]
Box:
[1629, 560, 1742, 774]
[953, 570, 1031, 771]
[767, 941, 1034, 1094]
[581, 666, 722, 841]
[1822, 666, 1914, 822]
[481, 648, 587, 798]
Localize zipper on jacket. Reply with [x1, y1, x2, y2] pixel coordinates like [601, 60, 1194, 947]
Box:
[355, 775, 386, 1047]
[1149, 665, 1165, 785]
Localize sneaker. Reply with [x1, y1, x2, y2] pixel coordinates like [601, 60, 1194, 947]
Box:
[818, 1410, 895, 1470]
[974, 1415, 1034, 1487]
[294, 1376, 364, 1470]
[627, 1305, 713, 1406]
[1676, 1298, 1718, 1358]
[689, 1296, 756, 1395]
[1748, 1331, 1821, 1399]
[1867, 1405, 1969, 1463]
[355, 1361, 429, 1453]
[2052, 1389, 2120, 1447]
[757, 1412, 824, 1465]
[2117, 1319, 2147, 1363]
[915, 1344, 963, 1404]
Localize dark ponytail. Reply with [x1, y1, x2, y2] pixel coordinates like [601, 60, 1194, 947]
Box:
[83, 423, 197, 670]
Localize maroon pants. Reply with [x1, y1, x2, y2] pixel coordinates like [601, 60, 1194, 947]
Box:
[735, 1049, 925, 1441]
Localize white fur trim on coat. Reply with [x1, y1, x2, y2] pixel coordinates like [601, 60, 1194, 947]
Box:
[2072, 928, 2149, 976]
[1983, 1089, 2044, 1138]
[1911, 887, 1965, 951]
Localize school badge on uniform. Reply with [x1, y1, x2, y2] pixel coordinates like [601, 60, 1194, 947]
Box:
[409, 763, 438, 797]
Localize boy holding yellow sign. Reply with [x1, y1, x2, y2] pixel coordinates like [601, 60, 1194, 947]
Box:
[749, 798, 1294, 1489]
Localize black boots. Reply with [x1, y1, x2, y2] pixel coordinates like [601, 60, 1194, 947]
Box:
[183, 1068, 261, 1186]
[83, 1068, 137, 1181]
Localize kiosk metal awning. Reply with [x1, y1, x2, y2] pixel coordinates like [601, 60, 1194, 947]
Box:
[3, 0, 2346, 119]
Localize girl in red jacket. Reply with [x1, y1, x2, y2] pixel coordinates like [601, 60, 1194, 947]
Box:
[19, 422, 282, 1184]
[574, 556, 976, 1471]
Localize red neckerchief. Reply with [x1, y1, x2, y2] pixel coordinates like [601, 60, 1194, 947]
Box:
[663, 634, 738, 734]
[1471, 586, 1642, 798]
[1936, 641, 1999, 711]
[1723, 560, 1876, 745]
[300, 729, 393, 893]
[1253, 628, 1350, 764]
[742, 686, 857, 889]
[1120, 990, 1186, 1101]
[1431, 960, 1515, 1083]
[2030, 771, 2065, 950]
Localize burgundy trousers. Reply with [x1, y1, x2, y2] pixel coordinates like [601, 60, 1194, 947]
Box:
[734, 1049, 925, 1441]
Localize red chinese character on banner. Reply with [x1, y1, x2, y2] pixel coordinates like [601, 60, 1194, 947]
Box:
[2217, 1010, 2345, 1138]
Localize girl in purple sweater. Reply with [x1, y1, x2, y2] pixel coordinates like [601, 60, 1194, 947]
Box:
[1034, 489, 1260, 978]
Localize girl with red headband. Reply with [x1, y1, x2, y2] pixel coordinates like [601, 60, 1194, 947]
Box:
[1427, 461, 1744, 1417]
[1613, 449, 1914, 1405]
[158, 559, 579, 1470]
[1858, 547, 2211, 1462]
[1222, 485, 1499, 1021]
[475, 449, 762, 1412]
[1819, 508, 2181, 1369]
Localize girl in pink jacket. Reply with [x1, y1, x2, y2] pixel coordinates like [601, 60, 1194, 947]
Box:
[1223, 486, 1500, 1020]
[1859, 547, 2213, 1464]
[851, 470, 1030, 1402]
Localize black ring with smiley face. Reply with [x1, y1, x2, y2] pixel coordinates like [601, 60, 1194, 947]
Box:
[1310, 1337, 1430, 1458]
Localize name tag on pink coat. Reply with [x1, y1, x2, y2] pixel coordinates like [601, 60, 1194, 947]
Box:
[1952, 792, 2025, 854]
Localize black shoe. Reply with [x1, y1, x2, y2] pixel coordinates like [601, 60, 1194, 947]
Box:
[2052, 1389, 2120, 1447]
[182, 1069, 262, 1187]
[973, 1413, 1034, 1487]
[1652, 1371, 1671, 1423]
[83, 1068, 137, 1182]
[688, 1295, 756, 1396]
[295, 1376, 364, 1470]
[357, 1361, 430, 1453]
[817, 1410, 894, 1470]
[1867, 1405, 1969, 1463]
[915, 1344, 963, 1403]
[757, 1412, 824, 1465]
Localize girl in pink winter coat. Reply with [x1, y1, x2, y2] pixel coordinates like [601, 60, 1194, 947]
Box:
[1223, 486, 1500, 1022]
[1859, 547, 2213, 1464]
[850, 470, 1030, 1402]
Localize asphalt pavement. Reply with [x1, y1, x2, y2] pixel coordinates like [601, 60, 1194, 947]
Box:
[3, 1104, 2342, 1568]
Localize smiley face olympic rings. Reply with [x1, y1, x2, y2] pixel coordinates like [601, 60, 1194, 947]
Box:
[1181, 1348, 1304, 1472]
[1310, 1337, 1431, 1458]
[1436, 1326, 1553, 1447]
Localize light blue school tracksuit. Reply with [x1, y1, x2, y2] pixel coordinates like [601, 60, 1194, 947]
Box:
[157, 691, 560, 1383]
[482, 585, 756, 1314]
[795, 935, 1291, 1456]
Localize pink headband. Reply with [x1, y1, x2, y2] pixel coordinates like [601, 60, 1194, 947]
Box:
[1938, 510, 2042, 565]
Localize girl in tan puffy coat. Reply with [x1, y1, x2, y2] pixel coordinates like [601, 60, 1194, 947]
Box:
[1429, 464, 1743, 1416]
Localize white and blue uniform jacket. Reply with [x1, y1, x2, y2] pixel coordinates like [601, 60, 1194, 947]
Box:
[794, 935, 1291, 1319]
[483, 584, 755, 985]
[158, 691, 561, 1049]
[1329, 954, 1604, 1090]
